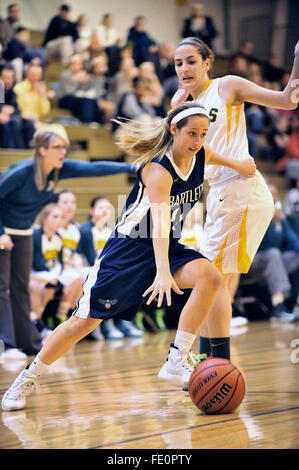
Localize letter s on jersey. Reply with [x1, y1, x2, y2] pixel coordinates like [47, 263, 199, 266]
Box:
[209, 108, 219, 123]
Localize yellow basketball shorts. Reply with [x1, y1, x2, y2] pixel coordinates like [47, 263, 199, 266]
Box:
[200, 171, 274, 274]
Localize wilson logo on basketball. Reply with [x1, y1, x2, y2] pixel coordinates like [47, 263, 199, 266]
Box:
[202, 383, 233, 411]
[191, 371, 218, 397]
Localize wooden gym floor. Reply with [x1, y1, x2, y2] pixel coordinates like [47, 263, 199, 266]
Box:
[0, 321, 298, 450]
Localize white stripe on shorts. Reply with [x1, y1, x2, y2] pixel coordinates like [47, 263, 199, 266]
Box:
[73, 256, 103, 319]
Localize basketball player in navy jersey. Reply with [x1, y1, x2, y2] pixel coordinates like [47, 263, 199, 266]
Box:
[2, 102, 256, 411]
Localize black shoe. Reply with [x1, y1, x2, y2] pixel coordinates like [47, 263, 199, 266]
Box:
[270, 303, 299, 323]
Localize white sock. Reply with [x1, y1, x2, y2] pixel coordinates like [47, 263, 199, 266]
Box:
[27, 355, 49, 377]
[173, 330, 196, 354]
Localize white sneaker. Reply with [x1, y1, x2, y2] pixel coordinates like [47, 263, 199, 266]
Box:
[2, 349, 28, 360]
[158, 344, 194, 387]
[1, 369, 40, 411]
[231, 316, 248, 328]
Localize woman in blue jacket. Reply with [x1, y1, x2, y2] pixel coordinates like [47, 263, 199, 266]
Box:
[0, 127, 134, 356]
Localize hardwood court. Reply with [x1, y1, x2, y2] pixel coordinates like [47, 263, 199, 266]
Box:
[0, 321, 298, 449]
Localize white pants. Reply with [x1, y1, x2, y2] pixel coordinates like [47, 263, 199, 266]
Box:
[45, 36, 74, 65]
[200, 171, 274, 274]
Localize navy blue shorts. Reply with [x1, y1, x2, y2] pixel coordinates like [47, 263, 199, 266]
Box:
[73, 235, 206, 321]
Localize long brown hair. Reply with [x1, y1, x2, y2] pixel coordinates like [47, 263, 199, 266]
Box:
[113, 101, 209, 166]
[176, 37, 215, 72]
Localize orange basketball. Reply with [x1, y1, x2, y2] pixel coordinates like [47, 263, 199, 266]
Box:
[188, 357, 245, 414]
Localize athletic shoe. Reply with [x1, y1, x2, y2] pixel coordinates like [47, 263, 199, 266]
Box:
[158, 344, 195, 387]
[182, 352, 208, 394]
[154, 309, 166, 331]
[101, 319, 124, 340]
[270, 303, 299, 323]
[292, 304, 299, 316]
[114, 319, 144, 338]
[231, 316, 248, 328]
[2, 349, 27, 360]
[1, 369, 40, 411]
[187, 351, 208, 368]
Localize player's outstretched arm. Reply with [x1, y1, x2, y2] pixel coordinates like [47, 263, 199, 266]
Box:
[220, 40, 299, 110]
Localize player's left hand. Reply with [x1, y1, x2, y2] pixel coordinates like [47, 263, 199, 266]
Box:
[143, 272, 184, 308]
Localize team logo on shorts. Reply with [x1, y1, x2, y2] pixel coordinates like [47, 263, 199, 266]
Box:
[98, 298, 118, 309]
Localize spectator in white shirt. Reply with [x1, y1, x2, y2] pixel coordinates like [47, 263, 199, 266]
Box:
[95, 13, 120, 76]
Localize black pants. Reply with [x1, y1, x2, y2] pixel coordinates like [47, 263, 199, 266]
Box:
[0, 234, 42, 355]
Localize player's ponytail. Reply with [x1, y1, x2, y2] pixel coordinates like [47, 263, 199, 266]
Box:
[114, 102, 208, 167]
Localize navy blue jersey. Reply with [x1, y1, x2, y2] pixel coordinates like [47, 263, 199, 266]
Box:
[114, 147, 205, 242]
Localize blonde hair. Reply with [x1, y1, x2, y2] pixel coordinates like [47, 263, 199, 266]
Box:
[38, 203, 60, 227]
[113, 102, 209, 167]
[33, 125, 69, 191]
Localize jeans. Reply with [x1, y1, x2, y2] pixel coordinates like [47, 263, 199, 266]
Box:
[59, 95, 105, 124]
[0, 115, 35, 148]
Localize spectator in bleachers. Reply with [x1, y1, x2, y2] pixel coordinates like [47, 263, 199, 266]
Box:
[13, 64, 50, 122]
[263, 54, 285, 84]
[113, 77, 164, 133]
[74, 14, 92, 53]
[78, 196, 143, 339]
[3, 26, 30, 82]
[55, 190, 83, 274]
[112, 55, 139, 107]
[245, 184, 299, 322]
[95, 13, 120, 51]
[283, 178, 299, 216]
[283, 178, 299, 237]
[0, 3, 20, 50]
[228, 55, 249, 78]
[0, 65, 35, 148]
[43, 4, 78, 66]
[152, 42, 178, 98]
[127, 16, 159, 66]
[275, 112, 299, 182]
[95, 13, 120, 76]
[0, 126, 135, 357]
[229, 40, 257, 74]
[58, 54, 109, 125]
[266, 114, 290, 162]
[89, 56, 115, 123]
[81, 34, 108, 72]
[138, 61, 165, 112]
[181, 3, 218, 51]
[29, 203, 82, 338]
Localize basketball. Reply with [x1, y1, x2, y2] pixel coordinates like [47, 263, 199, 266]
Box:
[188, 358, 245, 414]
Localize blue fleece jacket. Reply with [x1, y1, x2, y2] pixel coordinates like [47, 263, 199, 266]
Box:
[258, 218, 299, 253]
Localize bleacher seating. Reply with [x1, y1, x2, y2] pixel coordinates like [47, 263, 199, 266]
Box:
[0, 30, 292, 224]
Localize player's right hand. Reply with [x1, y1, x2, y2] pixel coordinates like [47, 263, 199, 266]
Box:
[0, 234, 14, 251]
[171, 85, 189, 109]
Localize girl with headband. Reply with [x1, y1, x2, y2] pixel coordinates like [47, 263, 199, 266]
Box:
[2, 101, 256, 411]
[171, 37, 299, 368]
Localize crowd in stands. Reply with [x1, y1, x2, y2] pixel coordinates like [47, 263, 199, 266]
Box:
[0, 2, 298, 360]
[228, 39, 299, 184]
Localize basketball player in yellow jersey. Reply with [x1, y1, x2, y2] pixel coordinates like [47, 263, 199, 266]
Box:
[172, 37, 299, 361]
